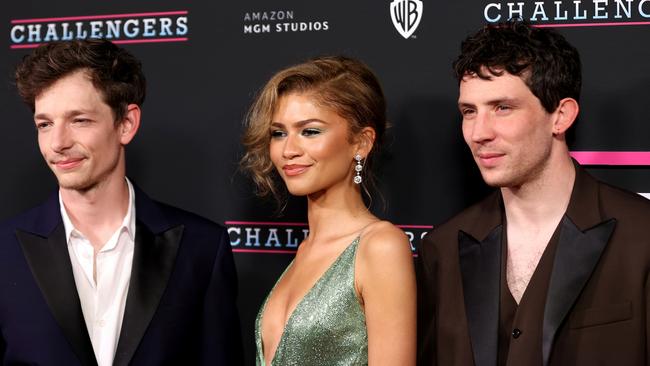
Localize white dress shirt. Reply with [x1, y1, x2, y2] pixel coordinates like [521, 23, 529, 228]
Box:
[60, 178, 136, 366]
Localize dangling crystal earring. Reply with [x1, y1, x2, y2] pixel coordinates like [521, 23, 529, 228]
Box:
[353, 154, 363, 184]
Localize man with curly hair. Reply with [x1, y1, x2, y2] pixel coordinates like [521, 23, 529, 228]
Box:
[417, 20, 650, 366]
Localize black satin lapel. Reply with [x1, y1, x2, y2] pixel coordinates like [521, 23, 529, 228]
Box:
[113, 223, 183, 366]
[542, 217, 616, 366]
[459, 226, 502, 366]
[16, 226, 97, 366]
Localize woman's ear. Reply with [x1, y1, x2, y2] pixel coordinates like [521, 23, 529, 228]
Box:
[356, 126, 376, 157]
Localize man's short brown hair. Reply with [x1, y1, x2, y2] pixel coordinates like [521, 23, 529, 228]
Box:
[15, 39, 146, 122]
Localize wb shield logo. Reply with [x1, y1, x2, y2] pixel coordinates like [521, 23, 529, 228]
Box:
[391, 0, 423, 39]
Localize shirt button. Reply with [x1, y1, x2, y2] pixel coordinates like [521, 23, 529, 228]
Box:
[98, 320, 106, 327]
[512, 328, 522, 338]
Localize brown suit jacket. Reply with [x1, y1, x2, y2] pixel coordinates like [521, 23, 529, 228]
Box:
[417, 164, 650, 366]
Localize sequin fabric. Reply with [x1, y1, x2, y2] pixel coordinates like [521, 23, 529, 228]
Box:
[255, 236, 368, 365]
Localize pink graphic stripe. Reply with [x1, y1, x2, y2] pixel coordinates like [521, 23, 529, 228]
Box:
[11, 11, 188, 24]
[10, 38, 188, 49]
[9, 44, 40, 49]
[570, 151, 650, 166]
[233, 248, 419, 257]
[397, 224, 433, 229]
[535, 21, 650, 28]
[113, 38, 188, 45]
[232, 248, 297, 254]
[225, 221, 432, 228]
[225, 221, 309, 226]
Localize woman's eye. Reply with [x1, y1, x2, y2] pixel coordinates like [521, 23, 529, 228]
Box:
[302, 128, 322, 136]
[270, 130, 286, 138]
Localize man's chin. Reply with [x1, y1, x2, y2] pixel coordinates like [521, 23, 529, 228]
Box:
[56, 177, 95, 192]
[483, 180, 505, 188]
[479, 171, 510, 188]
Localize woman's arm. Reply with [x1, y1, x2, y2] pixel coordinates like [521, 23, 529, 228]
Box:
[356, 221, 417, 365]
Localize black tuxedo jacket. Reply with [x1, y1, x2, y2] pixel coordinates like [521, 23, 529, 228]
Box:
[0, 186, 243, 365]
[417, 164, 650, 365]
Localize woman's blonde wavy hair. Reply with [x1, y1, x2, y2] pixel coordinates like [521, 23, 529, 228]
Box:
[241, 56, 387, 206]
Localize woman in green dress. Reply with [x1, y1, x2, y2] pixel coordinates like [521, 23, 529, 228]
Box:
[241, 56, 416, 366]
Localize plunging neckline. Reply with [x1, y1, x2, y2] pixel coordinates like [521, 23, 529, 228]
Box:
[258, 235, 361, 366]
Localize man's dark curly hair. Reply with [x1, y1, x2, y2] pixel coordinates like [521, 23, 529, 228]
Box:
[453, 19, 581, 114]
[15, 39, 146, 122]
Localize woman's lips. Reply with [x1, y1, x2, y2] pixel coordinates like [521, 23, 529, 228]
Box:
[282, 164, 310, 176]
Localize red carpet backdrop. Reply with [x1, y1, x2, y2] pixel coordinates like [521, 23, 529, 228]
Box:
[2, 1, 649, 364]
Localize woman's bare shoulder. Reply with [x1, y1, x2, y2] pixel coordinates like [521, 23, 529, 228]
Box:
[357, 220, 412, 262]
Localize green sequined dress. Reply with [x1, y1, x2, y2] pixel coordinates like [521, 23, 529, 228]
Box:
[255, 237, 368, 365]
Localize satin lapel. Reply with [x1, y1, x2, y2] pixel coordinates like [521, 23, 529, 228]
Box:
[541, 216, 616, 366]
[16, 225, 97, 366]
[459, 226, 502, 366]
[113, 222, 183, 366]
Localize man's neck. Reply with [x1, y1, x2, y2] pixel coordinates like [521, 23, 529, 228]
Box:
[60, 174, 130, 250]
[501, 153, 576, 303]
[501, 154, 576, 228]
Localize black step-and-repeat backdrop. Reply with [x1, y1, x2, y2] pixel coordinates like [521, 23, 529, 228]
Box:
[2, 1, 649, 364]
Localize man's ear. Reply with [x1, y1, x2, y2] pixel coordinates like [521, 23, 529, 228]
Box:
[118, 104, 141, 145]
[355, 126, 376, 157]
[552, 98, 579, 136]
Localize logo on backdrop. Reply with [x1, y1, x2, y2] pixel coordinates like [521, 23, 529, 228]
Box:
[390, 0, 423, 39]
[243, 10, 329, 34]
[483, 0, 650, 27]
[9, 10, 189, 49]
[226, 221, 430, 254]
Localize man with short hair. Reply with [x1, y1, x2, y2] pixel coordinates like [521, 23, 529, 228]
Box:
[417, 20, 650, 365]
[0, 39, 242, 365]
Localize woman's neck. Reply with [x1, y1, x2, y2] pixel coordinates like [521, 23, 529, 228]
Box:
[305, 185, 376, 244]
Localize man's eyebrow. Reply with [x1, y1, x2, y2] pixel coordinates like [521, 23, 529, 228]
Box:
[34, 112, 49, 120]
[457, 97, 519, 107]
[484, 97, 519, 105]
[34, 109, 94, 120]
